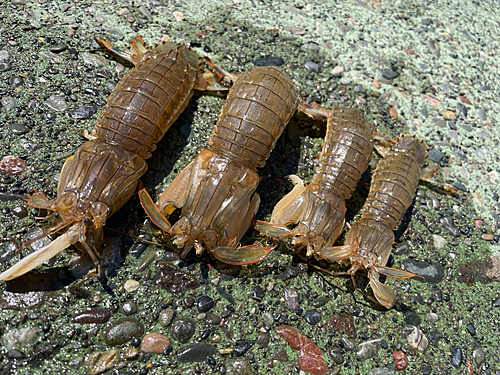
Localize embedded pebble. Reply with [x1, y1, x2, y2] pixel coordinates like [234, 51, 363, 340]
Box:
[272, 346, 289, 361]
[2, 327, 41, 350]
[328, 347, 344, 364]
[177, 343, 217, 363]
[0, 50, 11, 61]
[367, 368, 395, 375]
[6, 349, 24, 359]
[473, 348, 485, 366]
[87, 349, 119, 375]
[284, 287, 300, 312]
[433, 234, 446, 250]
[197, 296, 214, 313]
[0, 62, 11, 73]
[141, 333, 170, 354]
[119, 300, 138, 315]
[159, 308, 174, 327]
[428, 149, 444, 163]
[233, 340, 254, 356]
[381, 69, 398, 80]
[305, 61, 321, 73]
[44, 95, 68, 112]
[72, 309, 111, 324]
[123, 279, 139, 292]
[0, 156, 26, 176]
[341, 337, 356, 351]
[104, 318, 144, 346]
[393, 351, 407, 370]
[357, 339, 380, 360]
[49, 44, 68, 53]
[138, 6, 151, 19]
[256, 332, 270, 348]
[252, 286, 265, 301]
[328, 314, 356, 338]
[407, 326, 428, 352]
[304, 310, 321, 325]
[331, 66, 343, 75]
[204, 312, 221, 326]
[253, 57, 284, 67]
[451, 346, 463, 368]
[1, 97, 16, 111]
[401, 260, 444, 283]
[69, 105, 98, 120]
[425, 312, 438, 323]
[154, 262, 200, 296]
[224, 357, 254, 375]
[173, 11, 184, 22]
[170, 318, 196, 343]
[123, 347, 138, 360]
[82, 52, 108, 67]
[440, 217, 461, 236]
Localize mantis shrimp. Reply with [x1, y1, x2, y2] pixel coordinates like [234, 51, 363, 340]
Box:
[0, 36, 222, 281]
[255, 107, 374, 257]
[139, 65, 302, 265]
[315, 135, 441, 308]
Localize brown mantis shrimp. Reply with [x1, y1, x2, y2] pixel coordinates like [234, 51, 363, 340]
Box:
[315, 134, 444, 308]
[139, 65, 305, 265]
[0, 36, 223, 281]
[255, 107, 374, 257]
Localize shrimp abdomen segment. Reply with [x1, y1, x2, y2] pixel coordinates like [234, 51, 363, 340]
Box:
[210, 66, 299, 169]
[314, 108, 374, 201]
[95, 45, 203, 160]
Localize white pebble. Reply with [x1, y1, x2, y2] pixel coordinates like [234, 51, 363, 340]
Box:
[123, 279, 140, 292]
[173, 11, 184, 22]
[433, 234, 446, 250]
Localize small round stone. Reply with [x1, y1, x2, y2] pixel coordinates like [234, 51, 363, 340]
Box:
[170, 318, 196, 343]
[141, 333, 170, 354]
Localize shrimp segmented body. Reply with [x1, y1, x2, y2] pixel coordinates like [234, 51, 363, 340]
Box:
[316, 135, 430, 308]
[256, 108, 374, 257]
[140, 66, 299, 265]
[0, 36, 222, 281]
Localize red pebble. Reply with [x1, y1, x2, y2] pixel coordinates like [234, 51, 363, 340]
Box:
[403, 48, 416, 55]
[460, 95, 472, 105]
[475, 220, 483, 230]
[0, 156, 26, 176]
[393, 351, 408, 371]
[276, 326, 328, 375]
[72, 308, 112, 324]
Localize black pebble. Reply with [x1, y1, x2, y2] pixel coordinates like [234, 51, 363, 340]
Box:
[233, 340, 254, 357]
[304, 310, 321, 325]
[253, 57, 285, 67]
[451, 346, 463, 368]
[252, 286, 265, 302]
[466, 323, 476, 335]
[381, 69, 399, 80]
[6, 349, 25, 359]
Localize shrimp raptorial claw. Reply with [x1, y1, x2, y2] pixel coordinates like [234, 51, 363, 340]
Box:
[0, 223, 81, 281]
[212, 243, 278, 266]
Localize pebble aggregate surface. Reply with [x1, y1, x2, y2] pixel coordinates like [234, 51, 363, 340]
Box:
[0, 0, 500, 374]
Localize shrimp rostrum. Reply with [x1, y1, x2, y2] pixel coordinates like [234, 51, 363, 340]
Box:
[139, 66, 299, 265]
[256, 107, 374, 258]
[315, 135, 434, 308]
[0, 36, 223, 281]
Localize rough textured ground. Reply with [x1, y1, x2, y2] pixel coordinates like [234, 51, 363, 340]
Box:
[0, 0, 500, 374]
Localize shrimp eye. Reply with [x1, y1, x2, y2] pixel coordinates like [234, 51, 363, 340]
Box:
[54, 213, 61, 220]
[84, 218, 94, 228]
